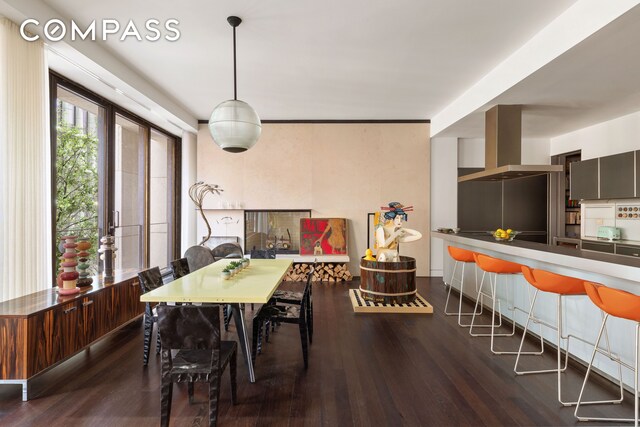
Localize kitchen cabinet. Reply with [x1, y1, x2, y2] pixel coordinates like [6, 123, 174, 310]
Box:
[581, 240, 615, 253]
[570, 158, 599, 200]
[503, 175, 548, 232]
[457, 168, 502, 231]
[600, 151, 635, 199]
[616, 244, 640, 258]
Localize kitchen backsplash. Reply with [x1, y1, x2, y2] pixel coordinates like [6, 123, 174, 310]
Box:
[581, 199, 640, 241]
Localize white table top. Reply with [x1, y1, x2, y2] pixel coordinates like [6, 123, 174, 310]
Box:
[140, 259, 293, 304]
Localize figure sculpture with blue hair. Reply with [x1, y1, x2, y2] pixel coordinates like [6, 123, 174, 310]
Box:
[375, 202, 422, 262]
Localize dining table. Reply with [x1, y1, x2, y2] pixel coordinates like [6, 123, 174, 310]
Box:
[140, 258, 293, 382]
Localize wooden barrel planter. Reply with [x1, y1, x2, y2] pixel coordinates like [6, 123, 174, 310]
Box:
[359, 256, 417, 304]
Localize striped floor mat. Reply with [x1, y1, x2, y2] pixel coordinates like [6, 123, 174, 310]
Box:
[349, 289, 433, 314]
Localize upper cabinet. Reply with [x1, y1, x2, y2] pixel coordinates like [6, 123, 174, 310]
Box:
[570, 150, 639, 200]
[570, 158, 599, 200]
[600, 151, 635, 199]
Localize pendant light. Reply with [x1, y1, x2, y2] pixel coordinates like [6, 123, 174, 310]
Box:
[208, 16, 261, 153]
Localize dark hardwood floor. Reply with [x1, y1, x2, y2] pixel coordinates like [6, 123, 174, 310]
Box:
[0, 277, 635, 426]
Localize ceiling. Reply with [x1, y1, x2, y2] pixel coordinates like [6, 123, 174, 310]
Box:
[4, 1, 640, 140]
[436, 3, 640, 138]
[39, 0, 577, 124]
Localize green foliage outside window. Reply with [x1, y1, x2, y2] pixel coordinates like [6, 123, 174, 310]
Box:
[55, 106, 99, 274]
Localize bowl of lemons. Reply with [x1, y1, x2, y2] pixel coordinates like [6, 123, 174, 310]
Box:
[491, 228, 519, 242]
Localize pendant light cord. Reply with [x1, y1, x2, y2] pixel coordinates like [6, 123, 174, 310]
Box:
[233, 25, 237, 101]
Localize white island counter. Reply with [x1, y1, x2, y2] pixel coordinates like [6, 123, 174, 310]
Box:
[433, 231, 640, 389]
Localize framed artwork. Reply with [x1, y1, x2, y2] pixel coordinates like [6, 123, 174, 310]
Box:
[299, 218, 348, 255]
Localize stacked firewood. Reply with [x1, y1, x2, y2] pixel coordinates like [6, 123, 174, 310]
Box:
[284, 262, 353, 282]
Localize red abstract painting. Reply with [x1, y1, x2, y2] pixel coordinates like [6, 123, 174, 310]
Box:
[299, 218, 348, 255]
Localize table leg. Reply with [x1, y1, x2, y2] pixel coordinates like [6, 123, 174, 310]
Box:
[230, 303, 256, 382]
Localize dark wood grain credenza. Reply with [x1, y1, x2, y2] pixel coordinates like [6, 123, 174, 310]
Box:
[0, 273, 145, 400]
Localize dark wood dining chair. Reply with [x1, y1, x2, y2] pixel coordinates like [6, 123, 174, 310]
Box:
[137, 266, 164, 365]
[211, 243, 243, 261]
[252, 265, 314, 369]
[169, 257, 190, 280]
[157, 304, 237, 427]
[269, 261, 316, 343]
[184, 245, 215, 272]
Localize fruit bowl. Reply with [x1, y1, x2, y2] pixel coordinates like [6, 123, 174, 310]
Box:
[490, 229, 519, 242]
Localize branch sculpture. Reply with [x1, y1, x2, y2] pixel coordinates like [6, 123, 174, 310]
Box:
[189, 181, 223, 245]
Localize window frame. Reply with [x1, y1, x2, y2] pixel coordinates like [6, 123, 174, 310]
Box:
[49, 71, 181, 281]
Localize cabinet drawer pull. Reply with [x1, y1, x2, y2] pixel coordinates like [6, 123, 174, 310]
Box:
[131, 282, 139, 287]
[83, 300, 94, 307]
[64, 306, 78, 314]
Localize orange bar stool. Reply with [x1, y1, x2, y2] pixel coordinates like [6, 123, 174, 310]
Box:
[575, 282, 640, 425]
[444, 246, 483, 327]
[469, 253, 543, 355]
[515, 267, 623, 406]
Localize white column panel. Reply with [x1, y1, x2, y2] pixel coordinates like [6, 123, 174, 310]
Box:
[430, 137, 458, 276]
[181, 131, 197, 254]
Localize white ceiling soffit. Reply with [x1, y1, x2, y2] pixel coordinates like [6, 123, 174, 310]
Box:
[19, 0, 577, 123]
[431, 0, 640, 139]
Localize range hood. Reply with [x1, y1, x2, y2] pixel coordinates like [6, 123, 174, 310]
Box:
[458, 105, 563, 182]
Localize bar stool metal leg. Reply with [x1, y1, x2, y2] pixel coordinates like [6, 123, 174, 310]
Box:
[469, 270, 543, 355]
[489, 272, 543, 355]
[575, 314, 632, 423]
[514, 293, 623, 406]
[469, 271, 504, 335]
[444, 260, 483, 327]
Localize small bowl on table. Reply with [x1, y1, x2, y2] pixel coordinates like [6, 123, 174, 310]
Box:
[490, 230, 519, 242]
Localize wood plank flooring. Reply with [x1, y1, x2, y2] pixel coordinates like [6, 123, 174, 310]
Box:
[0, 277, 635, 426]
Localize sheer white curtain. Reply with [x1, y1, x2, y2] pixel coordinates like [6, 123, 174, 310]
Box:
[0, 18, 52, 302]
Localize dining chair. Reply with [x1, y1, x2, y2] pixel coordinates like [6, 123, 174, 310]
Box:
[249, 247, 277, 328]
[252, 264, 314, 369]
[137, 266, 164, 365]
[184, 245, 215, 272]
[169, 257, 190, 280]
[156, 304, 237, 427]
[211, 243, 243, 261]
[269, 261, 316, 343]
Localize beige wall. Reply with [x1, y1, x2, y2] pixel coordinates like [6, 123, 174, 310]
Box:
[196, 122, 431, 276]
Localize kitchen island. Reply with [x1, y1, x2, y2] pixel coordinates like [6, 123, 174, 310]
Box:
[433, 231, 640, 389]
[434, 231, 640, 287]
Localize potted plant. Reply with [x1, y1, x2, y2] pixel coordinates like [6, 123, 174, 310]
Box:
[226, 263, 235, 277]
[242, 257, 250, 268]
[230, 261, 241, 274]
[221, 266, 231, 280]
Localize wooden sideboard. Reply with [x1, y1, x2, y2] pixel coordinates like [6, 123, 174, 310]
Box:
[0, 273, 145, 400]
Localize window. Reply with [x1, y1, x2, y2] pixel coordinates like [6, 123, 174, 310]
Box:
[50, 72, 181, 280]
[54, 86, 105, 275]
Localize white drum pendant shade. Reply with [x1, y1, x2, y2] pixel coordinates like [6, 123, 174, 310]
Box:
[209, 99, 261, 153]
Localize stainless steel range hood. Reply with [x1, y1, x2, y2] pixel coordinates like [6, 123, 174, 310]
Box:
[458, 105, 563, 182]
